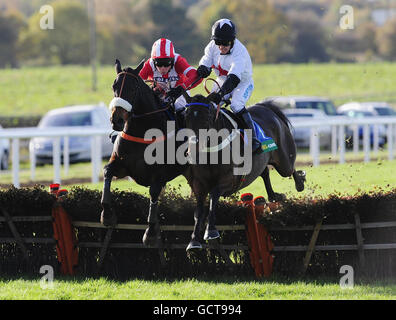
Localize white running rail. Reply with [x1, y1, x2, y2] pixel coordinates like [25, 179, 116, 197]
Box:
[0, 126, 111, 188]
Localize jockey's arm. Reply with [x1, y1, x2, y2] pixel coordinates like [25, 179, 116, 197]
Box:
[175, 56, 203, 90]
[138, 60, 152, 80]
[219, 74, 240, 96]
[208, 74, 240, 105]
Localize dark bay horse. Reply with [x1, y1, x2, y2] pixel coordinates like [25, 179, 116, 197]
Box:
[183, 94, 306, 250]
[101, 59, 187, 246]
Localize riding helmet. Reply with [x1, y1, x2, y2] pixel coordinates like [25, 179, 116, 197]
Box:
[151, 38, 175, 67]
[211, 18, 236, 42]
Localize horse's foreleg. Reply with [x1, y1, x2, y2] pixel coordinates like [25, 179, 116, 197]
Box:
[293, 169, 306, 192]
[187, 194, 206, 251]
[261, 166, 285, 202]
[100, 162, 117, 227]
[142, 182, 165, 246]
[204, 187, 221, 241]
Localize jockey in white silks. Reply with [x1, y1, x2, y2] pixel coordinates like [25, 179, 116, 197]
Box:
[196, 18, 261, 154]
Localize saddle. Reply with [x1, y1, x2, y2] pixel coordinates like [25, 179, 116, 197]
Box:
[220, 108, 278, 153]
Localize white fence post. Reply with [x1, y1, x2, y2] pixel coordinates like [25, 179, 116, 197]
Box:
[63, 136, 69, 176]
[373, 124, 379, 154]
[53, 137, 61, 184]
[363, 124, 370, 163]
[310, 127, 320, 166]
[352, 124, 359, 154]
[11, 138, 20, 188]
[29, 142, 36, 181]
[331, 125, 337, 157]
[388, 124, 393, 161]
[91, 135, 102, 184]
[338, 125, 345, 164]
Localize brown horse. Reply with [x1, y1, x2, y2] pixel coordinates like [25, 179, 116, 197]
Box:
[100, 59, 188, 246]
[183, 93, 306, 250]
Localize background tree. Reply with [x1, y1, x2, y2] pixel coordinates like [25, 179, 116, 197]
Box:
[0, 10, 26, 68]
[199, 0, 290, 64]
[146, 0, 203, 62]
[283, 11, 329, 63]
[19, 0, 89, 65]
[376, 17, 396, 61]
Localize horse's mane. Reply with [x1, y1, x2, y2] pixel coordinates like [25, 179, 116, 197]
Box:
[122, 67, 162, 106]
[255, 100, 291, 128]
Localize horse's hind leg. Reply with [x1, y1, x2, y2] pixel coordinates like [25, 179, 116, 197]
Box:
[204, 187, 221, 241]
[100, 162, 118, 227]
[261, 166, 286, 202]
[143, 182, 165, 246]
[293, 169, 306, 192]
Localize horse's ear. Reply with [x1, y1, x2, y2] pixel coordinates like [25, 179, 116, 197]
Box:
[182, 91, 192, 103]
[115, 59, 122, 74]
[135, 58, 145, 74]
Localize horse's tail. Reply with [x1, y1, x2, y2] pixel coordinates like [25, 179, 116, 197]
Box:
[255, 99, 292, 129]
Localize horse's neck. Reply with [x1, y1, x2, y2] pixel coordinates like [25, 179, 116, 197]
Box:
[213, 110, 233, 131]
[125, 95, 166, 136]
[139, 87, 160, 112]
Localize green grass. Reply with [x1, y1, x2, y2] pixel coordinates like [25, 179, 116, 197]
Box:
[0, 277, 395, 300]
[2, 62, 396, 117]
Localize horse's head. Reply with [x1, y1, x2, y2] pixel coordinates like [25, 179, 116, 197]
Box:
[184, 94, 221, 161]
[109, 59, 144, 131]
[185, 94, 217, 134]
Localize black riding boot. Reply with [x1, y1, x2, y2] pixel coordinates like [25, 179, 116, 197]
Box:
[237, 108, 262, 154]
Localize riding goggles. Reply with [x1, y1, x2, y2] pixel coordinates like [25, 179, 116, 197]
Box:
[154, 58, 172, 67]
[214, 39, 232, 46]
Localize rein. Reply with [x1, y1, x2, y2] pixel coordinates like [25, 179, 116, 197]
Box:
[117, 71, 171, 119]
[115, 70, 172, 144]
[185, 102, 246, 152]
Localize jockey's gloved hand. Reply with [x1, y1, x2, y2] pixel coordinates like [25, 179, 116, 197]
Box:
[208, 91, 222, 105]
[197, 65, 211, 78]
[168, 86, 184, 100]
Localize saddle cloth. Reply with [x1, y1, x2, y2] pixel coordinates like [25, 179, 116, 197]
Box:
[221, 108, 278, 153]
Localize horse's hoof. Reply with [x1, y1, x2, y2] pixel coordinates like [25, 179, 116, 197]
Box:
[142, 225, 160, 247]
[269, 192, 286, 202]
[186, 240, 202, 251]
[204, 228, 220, 241]
[100, 209, 117, 227]
[295, 170, 306, 192]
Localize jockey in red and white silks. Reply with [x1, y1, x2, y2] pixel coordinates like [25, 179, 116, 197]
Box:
[139, 38, 201, 112]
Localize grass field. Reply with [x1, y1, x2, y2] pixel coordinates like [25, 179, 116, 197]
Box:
[2, 62, 396, 117]
[1, 277, 395, 300]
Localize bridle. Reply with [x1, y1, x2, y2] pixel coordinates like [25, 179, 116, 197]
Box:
[114, 70, 173, 144]
[186, 102, 219, 129]
[116, 71, 171, 119]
